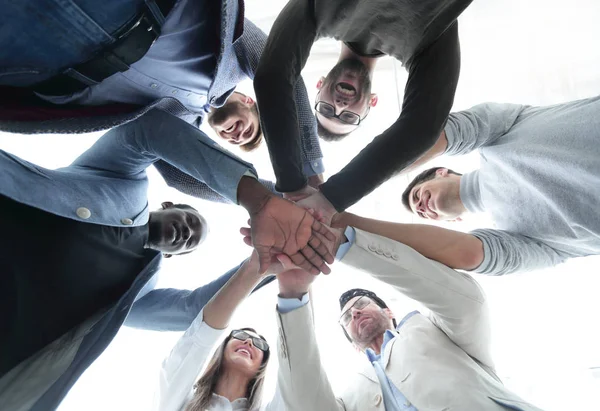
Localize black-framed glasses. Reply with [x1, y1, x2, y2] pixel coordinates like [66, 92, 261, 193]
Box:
[339, 296, 372, 327]
[314, 92, 369, 126]
[230, 330, 270, 352]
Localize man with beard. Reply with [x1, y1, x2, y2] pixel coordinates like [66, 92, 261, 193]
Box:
[0, 106, 335, 410]
[254, 0, 473, 221]
[0, 0, 324, 204]
[269, 227, 544, 410]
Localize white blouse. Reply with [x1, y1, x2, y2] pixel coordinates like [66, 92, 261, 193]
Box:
[151, 308, 284, 411]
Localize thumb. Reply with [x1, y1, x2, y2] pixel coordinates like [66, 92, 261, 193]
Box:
[275, 254, 295, 270]
[257, 249, 271, 274]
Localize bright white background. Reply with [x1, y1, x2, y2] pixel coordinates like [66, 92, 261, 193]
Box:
[2, 0, 600, 409]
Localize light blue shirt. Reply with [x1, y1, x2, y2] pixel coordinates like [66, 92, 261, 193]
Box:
[365, 313, 420, 411]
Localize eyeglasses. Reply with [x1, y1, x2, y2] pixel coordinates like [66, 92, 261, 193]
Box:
[314, 92, 369, 126]
[339, 296, 372, 327]
[230, 330, 269, 352]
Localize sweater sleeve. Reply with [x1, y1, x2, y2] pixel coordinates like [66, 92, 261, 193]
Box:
[238, 18, 325, 178]
[444, 102, 525, 156]
[254, 0, 318, 193]
[319, 22, 460, 211]
[470, 229, 571, 276]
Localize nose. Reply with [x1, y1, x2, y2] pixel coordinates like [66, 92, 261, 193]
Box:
[351, 308, 363, 321]
[243, 338, 254, 348]
[334, 99, 348, 110]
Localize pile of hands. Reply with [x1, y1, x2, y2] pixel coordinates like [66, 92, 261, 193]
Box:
[241, 178, 346, 298]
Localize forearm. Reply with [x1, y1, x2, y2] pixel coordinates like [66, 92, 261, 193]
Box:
[254, 0, 317, 193]
[128, 109, 257, 203]
[401, 131, 447, 174]
[338, 213, 483, 270]
[276, 304, 344, 411]
[202, 258, 264, 330]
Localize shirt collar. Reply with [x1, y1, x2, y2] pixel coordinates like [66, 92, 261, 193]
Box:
[364, 311, 420, 362]
[460, 170, 486, 213]
[211, 393, 249, 410]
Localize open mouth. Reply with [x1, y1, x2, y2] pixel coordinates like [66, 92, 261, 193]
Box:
[171, 224, 181, 245]
[241, 123, 254, 140]
[235, 347, 252, 359]
[225, 120, 243, 137]
[357, 316, 370, 330]
[335, 82, 357, 97]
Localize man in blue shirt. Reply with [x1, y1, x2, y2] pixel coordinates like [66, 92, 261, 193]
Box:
[0, 103, 334, 410]
[0, 0, 324, 203]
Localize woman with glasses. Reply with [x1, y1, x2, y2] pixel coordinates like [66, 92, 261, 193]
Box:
[152, 250, 285, 411]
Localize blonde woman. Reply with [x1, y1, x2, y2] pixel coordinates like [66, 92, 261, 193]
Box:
[152, 250, 285, 411]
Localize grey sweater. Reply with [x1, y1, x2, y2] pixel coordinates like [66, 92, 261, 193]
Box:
[445, 97, 600, 275]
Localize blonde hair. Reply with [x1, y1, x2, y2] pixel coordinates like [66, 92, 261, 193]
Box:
[185, 328, 269, 411]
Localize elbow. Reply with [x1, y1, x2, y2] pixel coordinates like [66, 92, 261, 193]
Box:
[450, 238, 484, 271]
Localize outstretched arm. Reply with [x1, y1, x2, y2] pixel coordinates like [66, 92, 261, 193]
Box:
[335, 212, 484, 270]
[73, 109, 335, 274]
[339, 227, 495, 369]
[254, 0, 318, 193]
[238, 19, 324, 179]
[153, 252, 268, 411]
[320, 23, 460, 211]
[125, 262, 275, 331]
[153, 160, 280, 204]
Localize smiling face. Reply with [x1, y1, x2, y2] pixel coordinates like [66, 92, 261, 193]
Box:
[408, 169, 465, 221]
[340, 296, 394, 349]
[222, 330, 266, 378]
[146, 202, 208, 256]
[207, 92, 260, 146]
[315, 59, 378, 136]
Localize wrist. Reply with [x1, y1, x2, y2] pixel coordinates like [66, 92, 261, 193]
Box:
[238, 176, 273, 215]
[332, 211, 350, 229]
[241, 256, 265, 280]
[278, 288, 308, 300]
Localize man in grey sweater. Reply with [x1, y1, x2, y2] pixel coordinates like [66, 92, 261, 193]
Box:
[338, 96, 600, 276]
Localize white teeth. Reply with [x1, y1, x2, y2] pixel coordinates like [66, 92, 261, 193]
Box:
[335, 84, 356, 96]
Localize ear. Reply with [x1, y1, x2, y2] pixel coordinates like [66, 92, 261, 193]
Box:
[316, 76, 325, 90]
[369, 93, 378, 107]
[163, 253, 172, 258]
[383, 307, 394, 320]
[435, 168, 449, 178]
[161, 201, 174, 210]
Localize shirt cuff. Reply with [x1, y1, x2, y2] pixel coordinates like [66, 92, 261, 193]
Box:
[303, 158, 325, 177]
[336, 226, 356, 261]
[277, 293, 310, 313]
